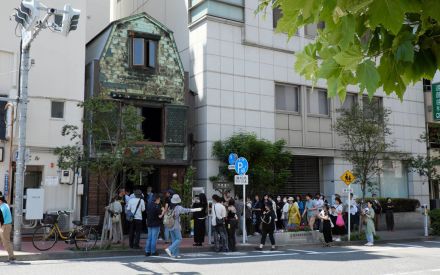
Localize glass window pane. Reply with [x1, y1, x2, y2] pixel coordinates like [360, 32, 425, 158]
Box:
[380, 161, 409, 198]
[132, 38, 145, 66]
[148, 40, 156, 68]
[51, 101, 64, 119]
[208, 1, 244, 22]
[308, 88, 328, 115]
[276, 84, 299, 112]
[342, 94, 356, 110]
[318, 90, 328, 115]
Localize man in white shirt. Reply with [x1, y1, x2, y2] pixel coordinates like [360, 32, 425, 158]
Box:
[212, 194, 228, 252]
[127, 190, 145, 249]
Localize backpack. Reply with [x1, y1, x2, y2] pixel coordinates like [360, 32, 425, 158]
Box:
[163, 208, 175, 228]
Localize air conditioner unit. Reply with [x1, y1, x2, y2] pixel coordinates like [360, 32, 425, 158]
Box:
[60, 170, 72, 184]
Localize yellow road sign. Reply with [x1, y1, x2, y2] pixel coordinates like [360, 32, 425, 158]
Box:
[340, 170, 355, 186]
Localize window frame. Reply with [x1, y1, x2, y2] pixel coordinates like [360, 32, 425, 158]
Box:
[136, 104, 165, 145]
[307, 88, 330, 117]
[275, 83, 301, 114]
[128, 31, 160, 72]
[50, 100, 65, 120]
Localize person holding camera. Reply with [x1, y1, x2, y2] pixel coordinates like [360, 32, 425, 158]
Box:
[363, 201, 376, 246]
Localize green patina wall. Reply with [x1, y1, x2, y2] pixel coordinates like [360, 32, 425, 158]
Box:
[99, 14, 185, 104]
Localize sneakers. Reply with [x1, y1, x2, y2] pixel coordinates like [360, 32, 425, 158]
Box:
[145, 252, 151, 257]
[175, 255, 182, 259]
[334, 238, 341, 242]
[364, 242, 374, 246]
[165, 248, 173, 257]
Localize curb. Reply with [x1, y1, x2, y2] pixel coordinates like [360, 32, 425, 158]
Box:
[2, 236, 438, 262]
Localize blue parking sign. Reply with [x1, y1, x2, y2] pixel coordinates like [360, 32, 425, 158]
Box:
[234, 157, 248, 175]
[228, 153, 238, 165]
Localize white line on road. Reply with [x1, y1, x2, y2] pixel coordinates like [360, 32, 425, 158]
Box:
[151, 252, 299, 261]
[383, 268, 440, 275]
[387, 243, 425, 248]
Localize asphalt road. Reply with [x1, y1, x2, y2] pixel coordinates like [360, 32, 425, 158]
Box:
[2, 240, 440, 275]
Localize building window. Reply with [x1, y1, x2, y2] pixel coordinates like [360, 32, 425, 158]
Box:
[131, 37, 157, 69]
[341, 93, 357, 110]
[307, 88, 329, 116]
[51, 101, 65, 119]
[304, 22, 325, 38]
[275, 84, 300, 113]
[141, 107, 163, 142]
[273, 6, 282, 29]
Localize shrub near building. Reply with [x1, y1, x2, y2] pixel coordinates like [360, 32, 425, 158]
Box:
[357, 198, 420, 212]
[429, 209, 440, 235]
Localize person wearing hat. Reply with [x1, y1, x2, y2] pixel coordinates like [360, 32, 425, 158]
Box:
[164, 194, 202, 258]
[127, 189, 145, 249]
[287, 197, 301, 229]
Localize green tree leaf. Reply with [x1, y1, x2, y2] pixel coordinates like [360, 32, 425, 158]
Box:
[333, 46, 362, 70]
[422, 0, 440, 22]
[369, 0, 419, 34]
[357, 60, 380, 98]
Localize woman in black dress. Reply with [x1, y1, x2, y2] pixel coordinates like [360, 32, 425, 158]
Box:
[319, 205, 333, 247]
[384, 198, 395, 231]
[226, 199, 238, 251]
[256, 203, 277, 251]
[192, 193, 208, 246]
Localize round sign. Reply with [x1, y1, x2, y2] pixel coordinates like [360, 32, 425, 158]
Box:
[228, 153, 238, 165]
[234, 157, 249, 175]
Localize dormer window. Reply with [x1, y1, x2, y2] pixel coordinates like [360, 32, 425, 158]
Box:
[130, 32, 158, 70]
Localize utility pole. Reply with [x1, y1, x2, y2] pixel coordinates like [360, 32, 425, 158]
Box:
[12, 0, 80, 251]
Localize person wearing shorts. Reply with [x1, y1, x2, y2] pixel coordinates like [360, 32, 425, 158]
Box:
[302, 194, 318, 230]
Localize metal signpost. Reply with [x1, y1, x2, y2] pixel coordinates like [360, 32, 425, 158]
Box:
[340, 170, 355, 241]
[12, 0, 81, 250]
[230, 154, 249, 244]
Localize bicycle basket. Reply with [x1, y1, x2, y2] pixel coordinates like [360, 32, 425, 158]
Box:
[82, 215, 100, 226]
[42, 214, 58, 225]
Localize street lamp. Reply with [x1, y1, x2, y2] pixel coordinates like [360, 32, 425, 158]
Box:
[12, 0, 81, 251]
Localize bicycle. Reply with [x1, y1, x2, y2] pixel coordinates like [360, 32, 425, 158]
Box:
[32, 211, 99, 251]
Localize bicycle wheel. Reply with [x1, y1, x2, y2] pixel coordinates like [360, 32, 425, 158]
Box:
[32, 225, 58, 251]
[74, 227, 98, 251]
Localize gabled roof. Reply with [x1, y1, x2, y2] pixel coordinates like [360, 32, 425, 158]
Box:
[87, 12, 174, 46]
[87, 12, 184, 77]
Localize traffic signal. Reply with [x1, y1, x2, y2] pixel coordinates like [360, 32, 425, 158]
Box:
[61, 4, 80, 36]
[13, 0, 40, 31]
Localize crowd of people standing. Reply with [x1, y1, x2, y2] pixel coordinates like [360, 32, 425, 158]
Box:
[103, 187, 395, 259]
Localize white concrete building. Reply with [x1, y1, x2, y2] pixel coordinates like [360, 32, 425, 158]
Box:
[111, 0, 429, 205]
[0, 0, 108, 226]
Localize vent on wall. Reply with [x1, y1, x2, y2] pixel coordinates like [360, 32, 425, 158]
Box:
[423, 79, 432, 92]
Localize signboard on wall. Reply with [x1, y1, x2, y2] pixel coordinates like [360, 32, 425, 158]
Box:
[432, 83, 440, 121]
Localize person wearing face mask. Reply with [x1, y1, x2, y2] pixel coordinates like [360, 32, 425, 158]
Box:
[281, 197, 290, 230]
[192, 194, 208, 246]
[276, 196, 284, 230]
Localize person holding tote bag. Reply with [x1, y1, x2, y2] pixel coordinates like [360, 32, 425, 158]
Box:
[332, 197, 346, 242]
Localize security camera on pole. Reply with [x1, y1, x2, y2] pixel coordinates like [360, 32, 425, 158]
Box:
[12, 0, 80, 251]
[229, 153, 249, 244]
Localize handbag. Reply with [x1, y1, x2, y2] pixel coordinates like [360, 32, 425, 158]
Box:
[213, 204, 224, 226]
[127, 199, 141, 222]
[336, 214, 345, 227]
[112, 214, 120, 223]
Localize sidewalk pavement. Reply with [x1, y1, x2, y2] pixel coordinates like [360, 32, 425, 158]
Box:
[0, 229, 436, 261]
